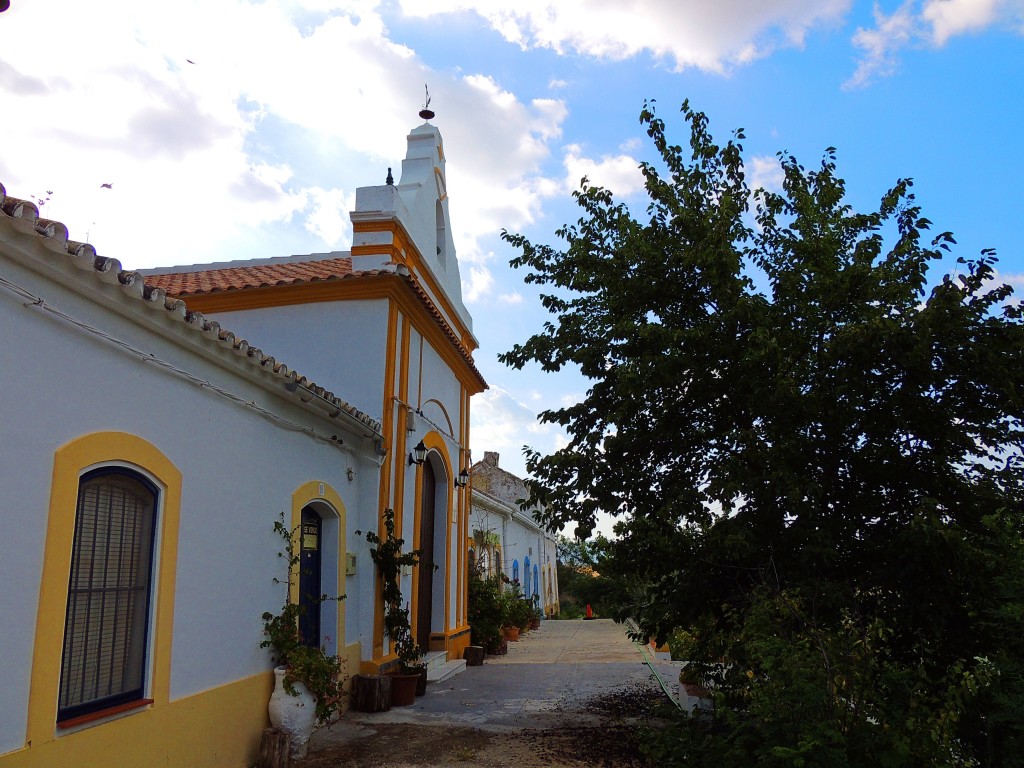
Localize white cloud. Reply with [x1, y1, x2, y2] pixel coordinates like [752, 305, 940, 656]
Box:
[499, 292, 524, 304]
[847, 0, 1024, 88]
[846, 1, 917, 89]
[471, 386, 565, 477]
[0, 0, 570, 270]
[464, 265, 495, 303]
[923, 0, 1004, 44]
[398, 0, 852, 73]
[302, 187, 356, 248]
[560, 392, 585, 407]
[748, 154, 785, 193]
[562, 144, 645, 197]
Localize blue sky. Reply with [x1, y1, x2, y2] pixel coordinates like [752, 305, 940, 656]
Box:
[2, 1, 1022, 524]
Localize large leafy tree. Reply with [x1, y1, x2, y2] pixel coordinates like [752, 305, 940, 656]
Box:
[502, 101, 1024, 766]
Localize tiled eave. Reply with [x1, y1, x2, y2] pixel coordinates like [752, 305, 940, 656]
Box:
[0, 183, 383, 439]
[144, 257, 355, 296]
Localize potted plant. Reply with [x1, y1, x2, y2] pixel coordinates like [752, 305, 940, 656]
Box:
[506, 582, 533, 637]
[528, 594, 542, 630]
[358, 508, 426, 706]
[499, 588, 517, 641]
[261, 515, 347, 759]
[468, 558, 504, 655]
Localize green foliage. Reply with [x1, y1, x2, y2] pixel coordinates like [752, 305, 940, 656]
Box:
[555, 534, 603, 570]
[528, 593, 542, 622]
[556, 533, 642, 620]
[358, 508, 425, 671]
[502, 581, 534, 630]
[650, 587, 997, 767]
[502, 100, 1024, 766]
[467, 561, 505, 650]
[260, 514, 347, 726]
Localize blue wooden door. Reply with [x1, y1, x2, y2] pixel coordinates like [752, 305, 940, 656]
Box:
[299, 506, 322, 647]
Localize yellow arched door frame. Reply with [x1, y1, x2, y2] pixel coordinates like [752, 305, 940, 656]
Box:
[411, 431, 452, 648]
[290, 481, 347, 653]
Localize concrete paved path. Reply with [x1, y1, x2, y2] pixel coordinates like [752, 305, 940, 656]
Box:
[311, 619, 677, 753]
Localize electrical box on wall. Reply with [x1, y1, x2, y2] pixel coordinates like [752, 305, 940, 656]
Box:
[346, 553, 357, 575]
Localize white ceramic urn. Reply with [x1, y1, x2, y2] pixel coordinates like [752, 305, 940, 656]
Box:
[268, 666, 317, 759]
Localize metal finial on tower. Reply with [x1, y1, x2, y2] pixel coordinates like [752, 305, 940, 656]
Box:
[419, 84, 435, 121]
[386, 167, 394, 185]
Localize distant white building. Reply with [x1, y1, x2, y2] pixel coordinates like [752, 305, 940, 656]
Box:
[469, 452, 560, 617]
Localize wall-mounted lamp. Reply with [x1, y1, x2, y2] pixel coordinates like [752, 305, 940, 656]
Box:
[455, 467, 470, 488]
[408, 440, 427, 466]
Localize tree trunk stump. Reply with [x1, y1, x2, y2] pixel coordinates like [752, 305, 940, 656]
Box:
[256, 727, 291, 768]
[351, 673, 392, 712]
[463, 646, 484, 666]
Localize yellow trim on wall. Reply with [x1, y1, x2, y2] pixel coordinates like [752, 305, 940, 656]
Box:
[4, 673, 271, 768]
[374, 302, 401, 659]
[351, 219, 471, 348]
[290, 481, 348, 651]
[207, 276, 477, 391]
[459, 385, 470, 625]
[27, 432, 182, 751]
[182, 278, 484, 393]
[392, 316, 412, 540]
[410, 431, 452, 645]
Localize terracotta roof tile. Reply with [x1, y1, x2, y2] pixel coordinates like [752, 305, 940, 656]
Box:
[144, 257, 354, 296]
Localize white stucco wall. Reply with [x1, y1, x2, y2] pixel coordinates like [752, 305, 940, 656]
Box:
[210, 299, 390, 421]
[352, 123, 473, 337]
[469, 456, 560, 617]
[0, 248, 380, 753]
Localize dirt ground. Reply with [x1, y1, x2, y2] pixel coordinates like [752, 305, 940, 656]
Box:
[301, 682, 670, 768]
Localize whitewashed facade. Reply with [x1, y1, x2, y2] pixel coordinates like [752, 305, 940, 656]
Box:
[0, 119, 485, 768]
[469, 452, 560, 618]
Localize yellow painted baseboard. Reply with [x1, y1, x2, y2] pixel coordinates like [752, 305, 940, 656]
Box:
[1, 672, 274, 768]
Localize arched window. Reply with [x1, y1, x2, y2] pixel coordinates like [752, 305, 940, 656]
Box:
[59, 468, 158, 721]
[524, 556, 532, 596]
[533, 564, 540, 598]
[512, 559, 519, 583]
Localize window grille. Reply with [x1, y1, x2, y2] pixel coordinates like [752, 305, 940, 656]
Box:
[58, 469, 157, 722]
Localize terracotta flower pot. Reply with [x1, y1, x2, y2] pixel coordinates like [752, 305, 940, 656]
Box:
[504, 626, 520, 641]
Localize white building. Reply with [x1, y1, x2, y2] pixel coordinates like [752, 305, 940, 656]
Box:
[0, 117, 485, 768]
[469, 452, 560, 618]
